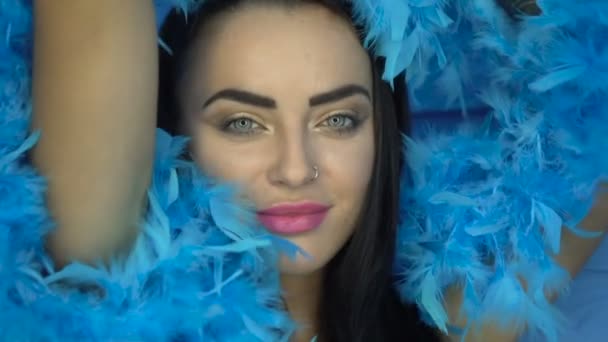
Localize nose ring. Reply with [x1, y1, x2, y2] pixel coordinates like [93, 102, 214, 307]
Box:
[311, 166, 319, 181]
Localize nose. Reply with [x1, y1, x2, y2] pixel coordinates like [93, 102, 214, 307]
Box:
[268, 129, 317, 188]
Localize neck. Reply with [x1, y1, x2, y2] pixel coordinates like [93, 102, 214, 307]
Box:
[281, 270, 324, 342]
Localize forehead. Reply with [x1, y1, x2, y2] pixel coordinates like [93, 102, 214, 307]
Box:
[180, 4, 372, 103]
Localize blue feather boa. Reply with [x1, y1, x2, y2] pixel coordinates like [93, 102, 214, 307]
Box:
[0, 0, 606, 340]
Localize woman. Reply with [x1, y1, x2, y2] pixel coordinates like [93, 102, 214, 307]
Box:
[9, 0, 605, 341]
[158, 1, 433, 340]
[32, 0, 437, 341]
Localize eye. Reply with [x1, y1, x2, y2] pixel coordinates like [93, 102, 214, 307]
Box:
[320, 113, 360, 133]
[327, 115, 352, 127]
[223, 116, 263, 135]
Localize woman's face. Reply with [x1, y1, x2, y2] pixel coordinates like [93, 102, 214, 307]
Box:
[178, 3, 375, 275]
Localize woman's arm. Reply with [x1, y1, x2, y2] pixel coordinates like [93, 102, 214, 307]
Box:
[553, 187, 608, 281]
[442, 190, 608, 342]
[32, 1, 158, 266]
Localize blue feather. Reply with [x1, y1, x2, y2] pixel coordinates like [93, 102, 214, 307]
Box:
[397, 1, 608, 341]
[1, 0, 607, 341]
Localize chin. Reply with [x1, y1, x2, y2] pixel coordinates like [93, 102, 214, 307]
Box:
[278, 252, 325, 275]
[276, 235, 341, 275]
[273, 220, 354, 275]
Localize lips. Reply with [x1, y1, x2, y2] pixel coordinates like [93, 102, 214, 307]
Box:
[256, 202, 330, 235]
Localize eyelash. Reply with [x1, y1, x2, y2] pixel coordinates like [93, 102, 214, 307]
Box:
[319, 113, 362, 134]
[221, 112, 363, 136]
[222, 116, 263, 135]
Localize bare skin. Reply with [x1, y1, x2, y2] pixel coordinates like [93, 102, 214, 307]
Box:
[32, 1, 157, 266]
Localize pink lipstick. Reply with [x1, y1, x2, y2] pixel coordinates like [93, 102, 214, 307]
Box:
[257, 202, 330, 235]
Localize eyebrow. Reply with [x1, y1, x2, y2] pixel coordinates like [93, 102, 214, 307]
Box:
[309, 84, 371, 107]
[202, 89, 277, 109]
[202, 84, 371, 109]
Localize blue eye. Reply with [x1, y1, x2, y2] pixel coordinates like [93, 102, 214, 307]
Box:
[223, 117, 262, 135]
[322, 114, 360, 132]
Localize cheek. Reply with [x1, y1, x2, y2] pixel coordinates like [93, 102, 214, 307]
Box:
[317, 127, 375, 241]
[189, 122, 375, 275]
[320, 131, 375, 203]
[190, 123, 376, 208]
[189, 128, 271, 183]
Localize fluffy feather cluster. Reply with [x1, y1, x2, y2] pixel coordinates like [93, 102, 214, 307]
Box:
[392, 0, 608, 340]
[0, 0, 606, 341]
